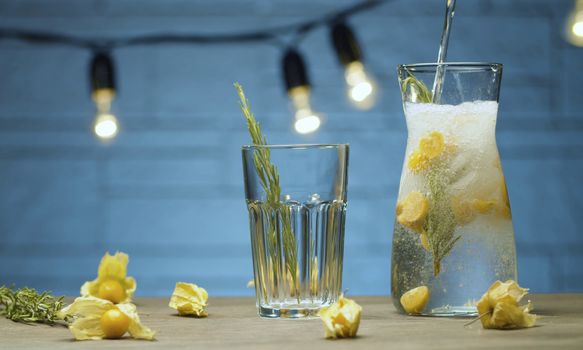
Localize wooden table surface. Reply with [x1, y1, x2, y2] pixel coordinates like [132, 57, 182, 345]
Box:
[1, 295, 582, 349]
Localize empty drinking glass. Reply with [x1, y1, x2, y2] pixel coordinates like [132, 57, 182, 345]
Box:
[242, 144, 349, 318]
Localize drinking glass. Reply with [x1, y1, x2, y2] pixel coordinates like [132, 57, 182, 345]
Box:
[242, 144, 349, 318]
[392, 63, 517, 316]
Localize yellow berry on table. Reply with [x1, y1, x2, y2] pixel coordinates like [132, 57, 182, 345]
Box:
[100, 308, 130, 339]
[98, 280, 126, 304]
[400, 286, 430, 314]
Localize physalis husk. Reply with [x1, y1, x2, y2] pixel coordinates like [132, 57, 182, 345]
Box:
[58, 296, 155, 341]
[396, 191, 429, 233]
[319, 295, 362, 339]
[81, 252, 136, 304]
[476, 280, 537, 329]
[400, 286, 430, 315]
[169, 282, 208, 317]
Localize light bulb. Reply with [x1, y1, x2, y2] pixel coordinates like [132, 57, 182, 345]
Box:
[345, 61, 376, 110]
[93, 113, 119, 140]
[93, 88, 114, 114]
[289, 86, 321, 134]
[566, 0, 583, 46]
[91, 88, 119, 141]
[573, 20, 583, 37]
[294, 111, 321, 134]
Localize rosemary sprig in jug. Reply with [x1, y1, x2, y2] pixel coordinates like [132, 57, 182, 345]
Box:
[400, 74, 461, 276]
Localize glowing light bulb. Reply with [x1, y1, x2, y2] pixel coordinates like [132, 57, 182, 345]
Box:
[350, 81, 373, 102]
[573, 21, 583, 37]
[294, 112, 321, 134]
[289, 86, 321, 134]
[91, 88, 119, 141]
[566, 0, 583, 46]
[93, 113, 119, 140]
[345, 61, 376, 110]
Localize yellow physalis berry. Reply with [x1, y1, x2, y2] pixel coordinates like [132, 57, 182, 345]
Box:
[59, 296, 155, 341]
[81, 252, 136, 304]
[451, 196, 476, 226]
[472, 199, 497, 214]
[420, 233, 430, 251]
[396, 191, 429, 233]
[100, 308, 130, 339]
[400, 286, 430, 315]
[419, 131, 445, 159]
[407, 150, 430, 173]
[407, 131, 448, 173]
[98, 280, 126, 304]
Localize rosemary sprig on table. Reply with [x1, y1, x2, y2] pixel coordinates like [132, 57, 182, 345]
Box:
[401, 74, 433, 103]
[235, 83, 299, 295]
[0, 286, 69, 325]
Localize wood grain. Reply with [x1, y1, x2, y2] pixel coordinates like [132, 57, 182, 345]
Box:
[1, 295, 582, 349]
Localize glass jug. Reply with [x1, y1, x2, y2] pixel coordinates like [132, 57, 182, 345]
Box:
[391, 63, 517, 316]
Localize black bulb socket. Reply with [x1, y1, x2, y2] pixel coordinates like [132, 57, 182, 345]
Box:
[90, 51, 116, 93]
[330, 21, 362, 66]
[282, 48, 310, 93]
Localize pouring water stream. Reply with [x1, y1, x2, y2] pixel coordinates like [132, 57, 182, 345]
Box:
[432, 0, 457, 103]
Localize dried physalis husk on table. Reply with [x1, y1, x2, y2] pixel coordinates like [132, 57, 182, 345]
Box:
[58, 296, 155, 341]
[169, 282, 208, 317]
[475, 280, 537, 329]
[80, 251, 136, 304]
[319, 295, 362, 339]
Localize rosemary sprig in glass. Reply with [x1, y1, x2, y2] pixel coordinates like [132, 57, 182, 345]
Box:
[0, 286, 69, 325]
[235, 83, 299, 296]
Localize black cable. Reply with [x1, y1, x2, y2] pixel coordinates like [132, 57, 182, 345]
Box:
[0, 0, 389, 50]
[0, 28, 98, 49]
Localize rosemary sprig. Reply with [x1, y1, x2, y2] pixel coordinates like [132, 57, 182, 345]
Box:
[235, 83, 299, 296]
[401, 74, 433, 103]
[401, 73, 460, 275]
[424, 165, 460, 276]
[0, 286, 69, 325]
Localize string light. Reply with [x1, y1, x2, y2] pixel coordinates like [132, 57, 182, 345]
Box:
[0, 1, 390, 138]
[90, 52, 119, 141]
[330, 21, 376, 110]
[566, 0, 583, 46]
[282, 49, 321, 134]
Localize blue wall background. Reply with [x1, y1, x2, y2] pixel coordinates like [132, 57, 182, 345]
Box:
[0, 0, 582, 297]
